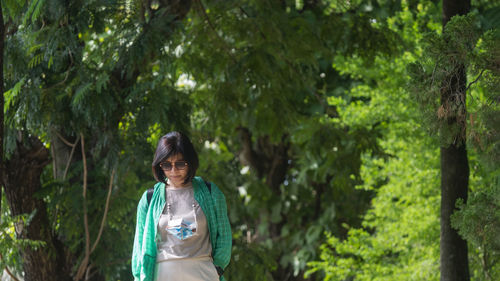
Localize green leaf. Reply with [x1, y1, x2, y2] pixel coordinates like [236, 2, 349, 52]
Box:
[305, 225, 322, 244]
[28, 53, 44, 69]
[47, 56, 53, 69]
[4, 0, 25, 18]
[72, 82, 93, 106]
[4, 78, 26, 111]
[95, 74, 109, 93]
[23, 0, 44, 25]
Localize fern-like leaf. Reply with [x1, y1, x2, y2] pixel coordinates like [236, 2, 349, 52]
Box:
[31, 0, 45, 23]
[96, 74, 110, 93]
[72, 82, 93, 106]
[22, 0, 44, 25]
[28, 53, 44, 69]
[28, 43, 43, 55]
[4, 78, 26, 111]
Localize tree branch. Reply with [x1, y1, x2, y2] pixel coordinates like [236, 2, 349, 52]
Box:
[90, 168, 116, 253]
[75, 133, 90, 281]
[76, 145, 116, 280]
[0, 253, 21, 281]
[63, 135, 80, 180]
[50, 145, 57, 178]
[55, 131, 77, 147]
[3, 267, 21, 281]
[50, 135, 80, 233]
[84, 263, 93, 281]
[465, 69, 485, 92]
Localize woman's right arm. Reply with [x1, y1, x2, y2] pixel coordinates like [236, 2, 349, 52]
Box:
[210, 184, 232, 272]
[132, 191, 149, 281]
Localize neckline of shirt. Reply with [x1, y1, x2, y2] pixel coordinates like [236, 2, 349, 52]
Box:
[166, 182, 193, 190]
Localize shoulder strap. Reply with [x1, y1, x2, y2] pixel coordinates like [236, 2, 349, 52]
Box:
[147, 181, 211, 206]
[146, 188, 154, 206]
[204, 180, 212, 193]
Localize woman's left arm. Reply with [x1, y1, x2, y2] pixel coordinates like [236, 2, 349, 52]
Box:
[211, 185, 232, 272]
[132, 191, 149, 280]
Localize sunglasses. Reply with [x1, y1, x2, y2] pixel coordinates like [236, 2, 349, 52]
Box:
[159, 161, 188, 171]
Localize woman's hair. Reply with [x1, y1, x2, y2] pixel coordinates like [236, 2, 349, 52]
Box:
[152, 131, 199, 184]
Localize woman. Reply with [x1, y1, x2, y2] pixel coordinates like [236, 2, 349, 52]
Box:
[132, 131, 232, 281]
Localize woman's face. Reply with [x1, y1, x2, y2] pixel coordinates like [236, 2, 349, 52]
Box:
[160, 153, 189, 187]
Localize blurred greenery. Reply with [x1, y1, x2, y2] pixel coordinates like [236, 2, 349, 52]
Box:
[1, 0, 499, 281]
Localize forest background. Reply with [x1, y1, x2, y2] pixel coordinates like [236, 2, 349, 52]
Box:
[0, 0, 499, 281]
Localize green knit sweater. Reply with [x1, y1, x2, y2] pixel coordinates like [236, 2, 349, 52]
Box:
[132, 177, 232, 281]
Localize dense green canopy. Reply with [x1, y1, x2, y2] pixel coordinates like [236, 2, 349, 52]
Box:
[1, 0, 499, 281]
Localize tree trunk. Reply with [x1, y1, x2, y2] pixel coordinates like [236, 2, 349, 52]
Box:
[0, 0, 5, 211]
[3, 136, 73, 281]
[440, 1, 471, 280]
[1, 4, 72, 280]
[237, 128, 293, 279]
[440, 145, 470, 281]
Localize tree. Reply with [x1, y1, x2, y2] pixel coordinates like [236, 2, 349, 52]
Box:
[1, 0, 193, 280]
[439, 0, 471, 280]
[177, 0, 404, 279]
[2, 1, 404, 280]
[8, 1, 497, 281]
[309, 0, 500, 280]
[306, 3, 443, 279]
[450, 3, 500, 280]
[408, 1, 500, 280]
[1, 1, 67, 280]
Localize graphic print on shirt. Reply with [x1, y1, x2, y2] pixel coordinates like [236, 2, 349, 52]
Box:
[166, 217, 197, 240]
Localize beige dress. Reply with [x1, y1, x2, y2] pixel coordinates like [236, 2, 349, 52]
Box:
[155, 184, 219, 281]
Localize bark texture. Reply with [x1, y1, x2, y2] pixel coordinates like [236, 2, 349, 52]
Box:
[440, 1, 471, 280]
[3, 136, 73, 281]
[440, 144, 470, 281]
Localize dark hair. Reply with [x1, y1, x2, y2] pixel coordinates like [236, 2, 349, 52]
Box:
[152, 131, 199, 184]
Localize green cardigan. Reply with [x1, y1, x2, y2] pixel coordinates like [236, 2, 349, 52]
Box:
[132, 177, 232, 281]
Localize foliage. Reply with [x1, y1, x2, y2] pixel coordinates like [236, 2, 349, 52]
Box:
[168, 0, 405, 278]
[0, 193, 46, 278]
[408, 7, 500, 281]
[451, 171, 500, 281]
[307, 1, 442, 279]
[1, 0, 500, 281]
[305, 2, 445, 279]
[307, 136, 441, 281]
[3, 0, 192, 279]
[407, 13, 499, 145]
